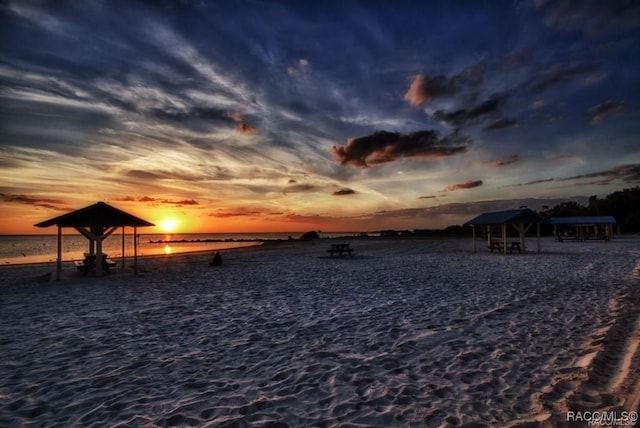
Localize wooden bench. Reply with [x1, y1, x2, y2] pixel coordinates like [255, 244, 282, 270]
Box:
[328, 243, 353, 257]
[557, 235, 584, 242]
[488, 242, 521, 254]
[75, 255, 117, 276]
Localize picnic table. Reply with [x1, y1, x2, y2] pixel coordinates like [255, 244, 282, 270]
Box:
[488, 242, 521, 254]
[74, 253, 117, 276]
[328, 243, 354, 257]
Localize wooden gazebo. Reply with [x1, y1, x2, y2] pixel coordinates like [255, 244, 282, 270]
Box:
[464, 208, 548, 254]
[34, 201, 154, 279]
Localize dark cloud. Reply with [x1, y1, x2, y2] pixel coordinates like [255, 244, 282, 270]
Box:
[404, 63, 484, 107]
[417, 195, 441, 200]
[332, 130, 470, 167]
[1, 193, 69, 211]
[332, 188, 356, 196]
[114, 196, 199, 206]
[484, 118, 518, 131]
[443, 180, 483, 192]
[433, 96, 502, 127]
[208, 208, 282, 218]
[587, 100, 625, 125]
[511, 178, 556, 187]
[485, 154, 521, 167]
[562, 163, 640, 184]
[532, 62, 601, 92]
[535, 0, 640, 35]
[513, 163, 640, 187]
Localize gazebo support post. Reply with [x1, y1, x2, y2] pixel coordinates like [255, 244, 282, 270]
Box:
[537, 222, 541, 253]
[486, 225, 492, 249]
[472, 225, 477, 253]
[501, 224, 507, 255]
[134, 226, 138, 275]
[56, 226, 62, 281]
[121, 226, 126, 269]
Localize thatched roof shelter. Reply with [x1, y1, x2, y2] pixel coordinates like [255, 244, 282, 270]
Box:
[464, 208, 549, 254]
[35, 201, 154, 279]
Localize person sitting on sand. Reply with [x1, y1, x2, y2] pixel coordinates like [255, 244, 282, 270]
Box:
[210, 251, 222, 266]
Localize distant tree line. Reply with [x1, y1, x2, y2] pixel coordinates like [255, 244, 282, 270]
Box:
[539, 186, 640, 232]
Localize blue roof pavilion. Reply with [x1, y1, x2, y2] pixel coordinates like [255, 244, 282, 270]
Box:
[464, 209, 549, 254]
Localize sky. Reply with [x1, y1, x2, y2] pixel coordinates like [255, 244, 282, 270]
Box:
[1, 0, 639, 234]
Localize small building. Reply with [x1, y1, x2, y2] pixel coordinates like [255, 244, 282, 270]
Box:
[464, 208, 549, 254]
[550, 216, 617, 241]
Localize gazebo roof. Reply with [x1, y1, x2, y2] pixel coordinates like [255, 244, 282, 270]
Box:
[34, 201, 155, 228]
[550, 216, 617, 225]
[464, 208, 549, 226]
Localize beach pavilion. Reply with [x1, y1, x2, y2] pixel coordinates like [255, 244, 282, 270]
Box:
[550, 216, 617, 241]
[464, 208, 549, 254]
[34, 201, 154, 280]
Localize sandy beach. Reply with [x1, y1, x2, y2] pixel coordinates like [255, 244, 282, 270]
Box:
[1, 237, 639, 427]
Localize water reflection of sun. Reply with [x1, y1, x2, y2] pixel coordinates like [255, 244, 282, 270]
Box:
[164, 244, 172, 255]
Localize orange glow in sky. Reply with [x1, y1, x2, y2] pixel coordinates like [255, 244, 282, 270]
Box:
[1, 2, 638, 235]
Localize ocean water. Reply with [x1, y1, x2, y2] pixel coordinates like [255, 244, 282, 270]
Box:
[0, 232, 359, 265]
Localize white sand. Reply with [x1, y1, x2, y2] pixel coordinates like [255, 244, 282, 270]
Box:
[1, 237, 639, 427]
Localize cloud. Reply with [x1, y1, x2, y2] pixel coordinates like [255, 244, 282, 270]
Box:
[404, 64, 484, 107]
[562, 163, 640, 184]
[534, 0, 640, 35]
[332, 130, 470, 167]
[532, 61, 601, 92]
[1, 193, 69, 211]
[530, 99, 546, 110]
[287, 59, 311, 79]
[226, 111, 257, 134]
[236, 122, 257, 134]
[587, 100, 625, 125]
[485, 154, 521, 167]
[443, 180, 483, 192]
[208, 207, 283, 218]
[484, 118, 518, 131]
[433, 96, 502, 127]
[332, 188, 356, 196]
[114, 196, 199, 206]
[512, 163, 640, 187]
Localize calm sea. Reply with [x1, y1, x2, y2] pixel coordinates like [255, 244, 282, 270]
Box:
[0, 232, 359, 265]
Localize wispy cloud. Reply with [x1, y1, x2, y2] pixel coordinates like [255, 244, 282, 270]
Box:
[588, 100, 625, 125]
[332, 188, 356, 196]
[114, 196, 199, 206]
[443, 180, 483, 192]
[512, 163, 640, 187]
[433, 96, 502, 128]
[1, 193, 69, 211]
[484, 118, 518, 131]
[287, 59, 311, 79]
[484, 154, 521, 167]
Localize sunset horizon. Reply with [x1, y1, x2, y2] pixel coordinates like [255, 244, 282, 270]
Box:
[2, 1, 639, 235]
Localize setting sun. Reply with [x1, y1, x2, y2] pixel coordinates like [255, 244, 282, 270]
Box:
[159, 218, 178, 233]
